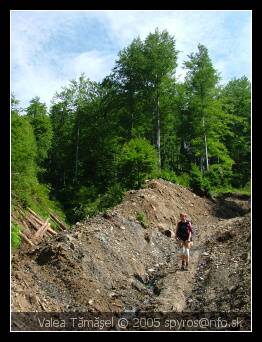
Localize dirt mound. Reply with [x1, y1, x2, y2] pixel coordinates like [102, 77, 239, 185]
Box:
[11, 179, 251, 331]
[113, 179, 215, 227]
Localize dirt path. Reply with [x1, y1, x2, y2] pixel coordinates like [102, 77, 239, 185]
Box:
[146, 215, 251, 317]
[11, 180, 251, 330]
[141, 221, 219, 312]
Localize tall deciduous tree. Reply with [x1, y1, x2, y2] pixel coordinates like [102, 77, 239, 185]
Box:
[220, 77, 251, 187]
[12, 98, 38, 206]
[26, 97, 53, 172]
[113, 29, 178, 168]
[184, 44, 219, 172]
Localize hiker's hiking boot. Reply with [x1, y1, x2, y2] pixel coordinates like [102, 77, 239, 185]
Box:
[181, 262, 185, 271]
[184, 262, 189, 271]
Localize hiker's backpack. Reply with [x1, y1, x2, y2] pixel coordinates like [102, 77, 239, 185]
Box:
[177, 220, 192, 240]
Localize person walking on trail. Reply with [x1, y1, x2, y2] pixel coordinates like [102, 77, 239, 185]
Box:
[175, 212, 193, 271]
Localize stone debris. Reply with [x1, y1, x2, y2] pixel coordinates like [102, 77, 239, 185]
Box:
[11, 179, 250, 330]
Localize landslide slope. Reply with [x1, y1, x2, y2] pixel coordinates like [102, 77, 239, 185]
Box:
[11, 179, 251, 326]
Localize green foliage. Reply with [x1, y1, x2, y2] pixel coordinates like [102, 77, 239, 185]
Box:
[12, 110, 38, 207]
[136, 212, 148, 228]
[176, 173, 191, 188]
[159, 169, 178, 183]
[31, 183, 66, 221]
[11, 30, 251, 225]
[11, 95, 67, 225]
[189, 164, 211, 195]
[99, 183, 125, 209]
[117, 138, 159, 189]
[64, 183, 125, 223]
[11, 223, 21, 249]
[219, 77, 251, 187]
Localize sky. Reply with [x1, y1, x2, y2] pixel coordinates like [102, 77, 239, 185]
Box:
[11, 10, 252, 109]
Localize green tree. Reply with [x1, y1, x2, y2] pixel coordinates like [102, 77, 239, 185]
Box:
[117, 138, 158, 189]
[113, 29, 178, 168]
[184, 44, 220, 173]
[220, 77, 251, 187]
[11, 105, 38, 206]
[26, 97, 53, 176]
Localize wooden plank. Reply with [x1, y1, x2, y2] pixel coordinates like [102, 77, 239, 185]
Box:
[28, 214, 45, 226]
[33, 219, 50, 241]
[27, 208, 58, 235]
[20, 219, 31, 232]
[11, 212, 20, 220]
[46, 226, 57, 236]
[20, 232, 36, 247]
[26, 216, 42, 231]
[28, 215, 57, 235]
[49, 216, 64, 231]
[16, 208, 58, 239]
[27, 208, 45, 222]
[49, 213, 66, 229]
[49, 213, 68, 230]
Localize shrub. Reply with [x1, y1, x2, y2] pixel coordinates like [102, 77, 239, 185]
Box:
[136, 212, 148, 228]
[117, 138, 158, 189]
[189, 164, 211, 195]
[205, 164, 232, 188]
[159, 169, 178, 183]
[11, 223, 21, 249]
[99, 183, 125, 209]
[176, 173, 191, 188]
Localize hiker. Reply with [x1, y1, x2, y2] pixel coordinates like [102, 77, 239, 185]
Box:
[175, 212, 193, 271]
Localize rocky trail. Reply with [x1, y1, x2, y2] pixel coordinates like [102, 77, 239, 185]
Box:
[11, 179, 251, 331]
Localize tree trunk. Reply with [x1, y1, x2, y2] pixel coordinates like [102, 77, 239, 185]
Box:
[200, 156, 204, 175]
[75, 114, 80, 183]
[156, 91, 161, 169]
[200, 87, 209, 172]
[129, 91, 134, 138]
[203, 116, 209, 171]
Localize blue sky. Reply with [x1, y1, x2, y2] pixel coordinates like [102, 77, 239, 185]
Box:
[11, 10, 251, 109]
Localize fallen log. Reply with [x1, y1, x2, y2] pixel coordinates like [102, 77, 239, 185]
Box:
[46, 226, 57, 236]
[26, 216, 57, 236]
[49, 212, 68, 231]
[49, 217, 64, 232]
[33, 219, 50, 241]
[27, 208, 59, 235]
[20, 232, 36, 247]
[26, 216, 42, 231]
[20, 219, 31, 232]
[28, 213, 45, 226]
[17, 208, 27, 219]
[12, 215, 33, 238]
[27, 208, 45, 222]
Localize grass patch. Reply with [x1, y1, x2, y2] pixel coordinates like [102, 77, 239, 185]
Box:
[136, 211, 149, 228]
[11, 223, 21, 249]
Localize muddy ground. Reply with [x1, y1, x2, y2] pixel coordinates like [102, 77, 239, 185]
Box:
[11, 179, 251, 331]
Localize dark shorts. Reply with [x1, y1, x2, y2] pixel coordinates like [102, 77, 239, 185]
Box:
[178, 236, 192, 242]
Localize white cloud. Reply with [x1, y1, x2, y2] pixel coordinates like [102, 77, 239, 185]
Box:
[11, 10, 251, 109]
[66, 50, 116, 82]
[101, 10, 251, 82]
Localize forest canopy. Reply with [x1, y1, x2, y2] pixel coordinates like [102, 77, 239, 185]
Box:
[11, 29, 251, 224]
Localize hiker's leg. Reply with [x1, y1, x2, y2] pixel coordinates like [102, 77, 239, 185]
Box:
[179, 242, 184, 259]
[179, 242, 186, 268]
[184, 241, 190, 268]
[185, 248, 190, 263]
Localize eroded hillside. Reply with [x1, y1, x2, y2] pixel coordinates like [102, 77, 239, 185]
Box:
[11, 179, 251, 331]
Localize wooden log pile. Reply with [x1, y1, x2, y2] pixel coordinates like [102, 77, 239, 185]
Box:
[11, 207, 69, 247]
